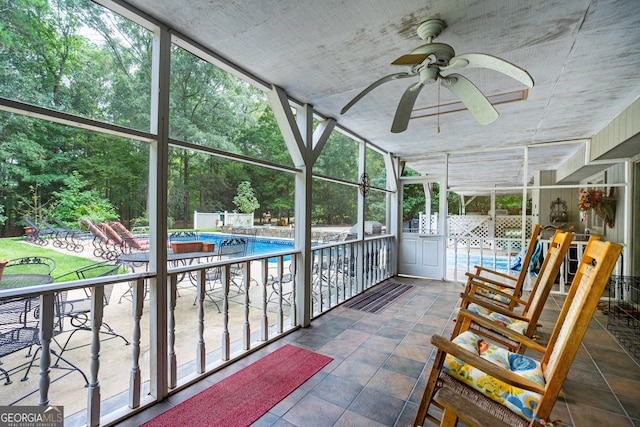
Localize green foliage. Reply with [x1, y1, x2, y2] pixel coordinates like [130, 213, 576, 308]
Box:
[0, 0, 387, 234]
[233, 181, 260, 213]
[0, 205, 7, 226]
[131, 213, 174, 229]
[0, 238, 97, 279]
[50, 172, 118, 222]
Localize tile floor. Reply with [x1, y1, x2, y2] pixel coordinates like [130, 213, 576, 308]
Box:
[115, 276, 640, 427]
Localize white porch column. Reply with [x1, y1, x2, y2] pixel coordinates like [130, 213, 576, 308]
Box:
[385, 154, 399, 276]
[148, 25, 170, 399]
[267, 86, 334, 326]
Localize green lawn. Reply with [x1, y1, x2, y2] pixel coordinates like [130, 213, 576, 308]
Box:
[0, 238, 99, 282]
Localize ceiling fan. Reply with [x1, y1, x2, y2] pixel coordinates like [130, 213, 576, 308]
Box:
[340, 19, 534, 133]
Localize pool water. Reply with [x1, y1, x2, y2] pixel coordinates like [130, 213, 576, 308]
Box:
[196, 233, 294, 261]
[448, 254, 514, 272]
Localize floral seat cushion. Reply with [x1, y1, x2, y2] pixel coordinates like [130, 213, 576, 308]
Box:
[474, 281, 513, 305]
[443, 330, 545, 421]
[467, 303, 529, 335]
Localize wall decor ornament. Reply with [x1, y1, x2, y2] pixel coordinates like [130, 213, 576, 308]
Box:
[359, 172, 370, 197]
[578, 187, 616, 228]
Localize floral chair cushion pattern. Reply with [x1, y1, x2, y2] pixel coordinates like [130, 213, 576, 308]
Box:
[442, 330, 545, 421]
[467, 303, 529, 334]
[474, 283, 513, 305]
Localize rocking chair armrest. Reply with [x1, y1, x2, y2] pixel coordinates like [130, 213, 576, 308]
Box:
[431, 334, 546, 395]
[462, 280, 526, 306]
[457, 308, 547, 354]
[459, 293, 528, 320]
[468, 267, 517, 282]
[433, 387, 514, 427]
[464, 273, 518, 291]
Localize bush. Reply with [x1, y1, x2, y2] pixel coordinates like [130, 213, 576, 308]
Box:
[50, 173, 118, 222]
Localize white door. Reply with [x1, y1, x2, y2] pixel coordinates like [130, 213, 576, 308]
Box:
[399, 180, 446, 279]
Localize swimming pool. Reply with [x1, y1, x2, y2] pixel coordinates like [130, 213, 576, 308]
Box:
[196, 233, 294, 260]
[448, 254, 514, 272]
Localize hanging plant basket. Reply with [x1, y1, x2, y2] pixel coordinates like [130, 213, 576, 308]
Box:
[579, 187, 616, 229]
[593, 197, 616, 228]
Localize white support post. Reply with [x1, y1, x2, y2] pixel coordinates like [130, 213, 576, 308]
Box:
[266, 86, 333, 326]
[129, 278, 145, 408]
[149, 25, 170, 400]
[87, 285, 105, 427]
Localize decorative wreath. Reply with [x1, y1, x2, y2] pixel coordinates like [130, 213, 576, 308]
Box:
[578, 187, 616, 228]
[359, 172, 370, 197]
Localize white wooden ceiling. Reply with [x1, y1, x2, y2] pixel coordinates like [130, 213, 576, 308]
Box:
[121, 0, 640, 193]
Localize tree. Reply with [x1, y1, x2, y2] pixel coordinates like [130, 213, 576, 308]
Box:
[232, 181, 259, 214]
[50, 172, 118, 222]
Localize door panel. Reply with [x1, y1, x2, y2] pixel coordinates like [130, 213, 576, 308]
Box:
[399, 181, 445, 279]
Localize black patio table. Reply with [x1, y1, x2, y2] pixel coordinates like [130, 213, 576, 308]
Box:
[0, 274, 55, 289]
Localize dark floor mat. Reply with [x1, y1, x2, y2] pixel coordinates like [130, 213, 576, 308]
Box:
[345, 281, 414, 314]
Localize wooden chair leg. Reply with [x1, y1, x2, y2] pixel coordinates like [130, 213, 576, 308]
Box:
[414, 349, 447, 426]
[440, 408, 458, 427]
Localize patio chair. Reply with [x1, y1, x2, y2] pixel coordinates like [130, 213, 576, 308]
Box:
[231, 228, 256, 254]
[414, 239, 622, 427]
[267, 261, 295, 305]
[48, 260, 131, 364]
[100, 222, 129, 252]
[187, 238, 248, 311]
[5, 256, 56, 275]
[168, 230, 199, 244]
[451, 230, 574, 351]
[53, 218, 91, 252]
[0, 295, 89, 386]
[220, 237, 249, 294]
[35, 218, 71, 250]
[110, 220, 150, 251]
[0, 297, 39, 384]
[312, 244, 345, 306]
[21, 216, 55, 246]
[79, 219, 120, 260]
[462, 224, 542, 311]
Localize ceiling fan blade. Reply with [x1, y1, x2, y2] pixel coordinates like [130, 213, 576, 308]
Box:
[441, 53, 534, 88]
[391, 82, 425, 133]
[440, 73, 499, 125]
[391, 45, 435, 66]
[341, 72, 415, 114]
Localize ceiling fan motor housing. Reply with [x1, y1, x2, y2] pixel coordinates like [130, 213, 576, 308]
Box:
[419, 67, 439, 84]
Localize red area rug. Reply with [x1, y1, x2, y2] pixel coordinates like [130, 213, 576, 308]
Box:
[142, 344, 332, 427]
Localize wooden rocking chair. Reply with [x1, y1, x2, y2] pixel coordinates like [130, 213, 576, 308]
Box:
[414, 239, 622, 427]
[462, 224, 541, 310]
[450, 230, 575, 351]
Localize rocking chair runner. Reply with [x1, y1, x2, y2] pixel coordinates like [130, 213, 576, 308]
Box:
[414, 239, 622, 427]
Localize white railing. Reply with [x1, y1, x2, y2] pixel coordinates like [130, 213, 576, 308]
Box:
[446, 236, 624, 294]
[0, 236, 394, 426]
[310, 235, 394, 317]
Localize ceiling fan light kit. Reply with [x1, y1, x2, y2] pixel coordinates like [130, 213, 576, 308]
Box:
[341, 19, 534, 133]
